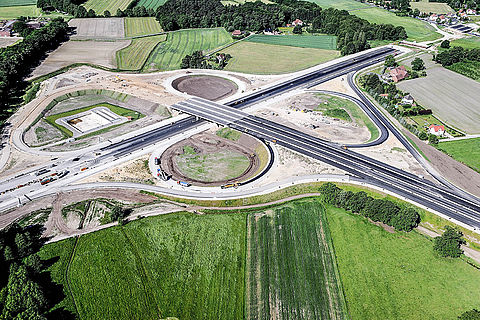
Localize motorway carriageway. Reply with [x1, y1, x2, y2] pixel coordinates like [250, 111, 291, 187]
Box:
[101, 47, 397, 158]
[172, 96, 480, 230]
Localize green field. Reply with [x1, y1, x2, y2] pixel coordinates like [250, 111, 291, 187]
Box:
[144, 28, 233, 71]
[447, 60, 480, 82]
[308, 0, 370, 10]
[410, 1, 454, 14]
[117, 35, 166, 70]
[0, 5, 39, 18]
[450, 36, 480, 49]
[315, 93, 379, 141]
[0, 0, 36, 7]
[83, 0, 131, 14]
[437, 138, 480, 172]
[125, 17, 162, 37]
[327, 205, 480, 320]
[223, 41, 340, 74]
[246, 201, 347, 319]
[40, 212, 246, 320]
[175, 147, 250, 182]
[353, 7, 441, 42]
[216, 127, 242, 141]
[136, 0, 166, 9]
[246, 34, 337, 50]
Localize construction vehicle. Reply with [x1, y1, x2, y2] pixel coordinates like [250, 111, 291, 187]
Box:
[157, 169, 170, 181]
[221, 182, 239, 189]
[154, 157, 160, 165]
[80, 167, 88, 171]
[177, 181, 191, 187]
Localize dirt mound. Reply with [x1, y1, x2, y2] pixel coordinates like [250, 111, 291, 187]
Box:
[171, 75, 238, 101]
[161, 132, 261, 186]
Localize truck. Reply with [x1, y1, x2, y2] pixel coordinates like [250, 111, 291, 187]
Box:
[177, 181, 191, 187]
[221, 182, 239, 189]
[154, 157, 160, 165]
[35, 168, 50, 176]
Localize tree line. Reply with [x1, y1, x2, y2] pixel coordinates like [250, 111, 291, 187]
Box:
[0, 18, 70, 128]
[428, 0, 479, 10]
[435, 46, 480, 67]
[319, 182, 420, 231]
[0, 224, 74, 319]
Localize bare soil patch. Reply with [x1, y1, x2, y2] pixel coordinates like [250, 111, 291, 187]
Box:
[172, 75, 238, 101]
[69, 18, 125, 39]
[31, 40, 130, 78]
[161, 132, 261, 186]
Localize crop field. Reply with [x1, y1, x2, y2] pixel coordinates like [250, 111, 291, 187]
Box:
[353, 7, 441, 42]
[40, 212, 246, 320]
[437, 138, 480, 173]
[83, 0, 131, 14]
[397, 65, 480, 134]
[223, 41, 340, 74]
[0, 5, 40, 19]
[410, 1, 454, 14]
[326, 205, 480, 320]
[0, 0, 36, 7]
[117, 35, 166, 70]
[450, 36, 480, 49]
[246, 34, 337, 50]
[69, 18, 125, 39]
[246, 201, 347, 320]
[144, 28, 233, 71]
[125, 17, 162, 37]
[448, 60, 480, 82]
[31, 40, 130, 78]
[315, 93, 379, 141]
[136, 0, 167, 9]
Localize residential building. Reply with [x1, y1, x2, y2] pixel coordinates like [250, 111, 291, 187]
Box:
[402, 94, 415, 105]
[429, 124, 445, 136]
[292, 19, 303, 26]
[389, 65, 408, 82]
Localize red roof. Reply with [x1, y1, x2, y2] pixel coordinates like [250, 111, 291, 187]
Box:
[232, 30, 242, 36]
[429, 124, 445, 132]
[292, 19, 303, 25]
[390, 66, 408, 82]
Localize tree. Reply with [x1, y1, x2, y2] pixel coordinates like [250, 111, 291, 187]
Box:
[459, 309, 480, 320]
[418, 131, 428, 140]
[292, 24, 302, 34]
[433, 226, 465, 258]
[87, 8, 96, 17]
[428, 134, 439, 145]
[319, 182, 341, 205]
[384, 55, 398, 68]
[440, 39, 450, 49]
[104, 10, 111, 17]
[390, 207, 420, 231]
[411, 57, 425, 71]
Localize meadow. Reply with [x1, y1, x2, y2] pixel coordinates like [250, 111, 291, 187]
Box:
[246, 34, 337, 50]
[135, 0, 167, 9]
[40, 212, 246, 320]
[83, 0, 131, 14]
[223, 41, 340, 74]
[308, 0, 369, 10]
[450, 36, 480, 49]
[144, 28, 233, 71]
[246, 201, 347, 320]
[0, 5, 40, 19]
[326, 205, 480, 320]
[437, 137, 480, 173]
[410, 1, 454, 14]
[117, 35, 166, 70]
[125, 17, 162, 37]
[0, 0, 36, 7]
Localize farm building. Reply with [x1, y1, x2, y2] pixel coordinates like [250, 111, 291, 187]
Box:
[429, 124, 445, 136]
[292, 19, 303, 26]
[390, 66, 408, 82]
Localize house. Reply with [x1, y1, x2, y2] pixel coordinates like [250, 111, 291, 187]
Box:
[389, 65, 408, 82]
[291, 19, 303, 26]
[429, 124, 445, 136]
[231, 30, 242, 36]
[467, 9, 477, 15]
[0, 30, 11, 37]
[402, 94, 415, 105]
[429, 14, 438, 21]
[379, 93, 389, 98]
[438, 15, 446, 22]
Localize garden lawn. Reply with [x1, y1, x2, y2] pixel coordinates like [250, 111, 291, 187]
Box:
[223, 41, 340, 74]
[450, 37, 480, 49]
[40, 212, 246, 320]
[83, 0, 131, 14]
[437, 137, 480, 173]
[352, 7, 441, 42]
[326, 205, 480, 320]
[125, 17, 162, 37]
[144, 28, 233, 71]
[246, 200, 347, 320]
[117, 35, 166, 70]
[246, 34, 337, 50]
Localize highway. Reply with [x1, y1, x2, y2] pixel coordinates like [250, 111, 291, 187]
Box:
[172, 96, 480, 229]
